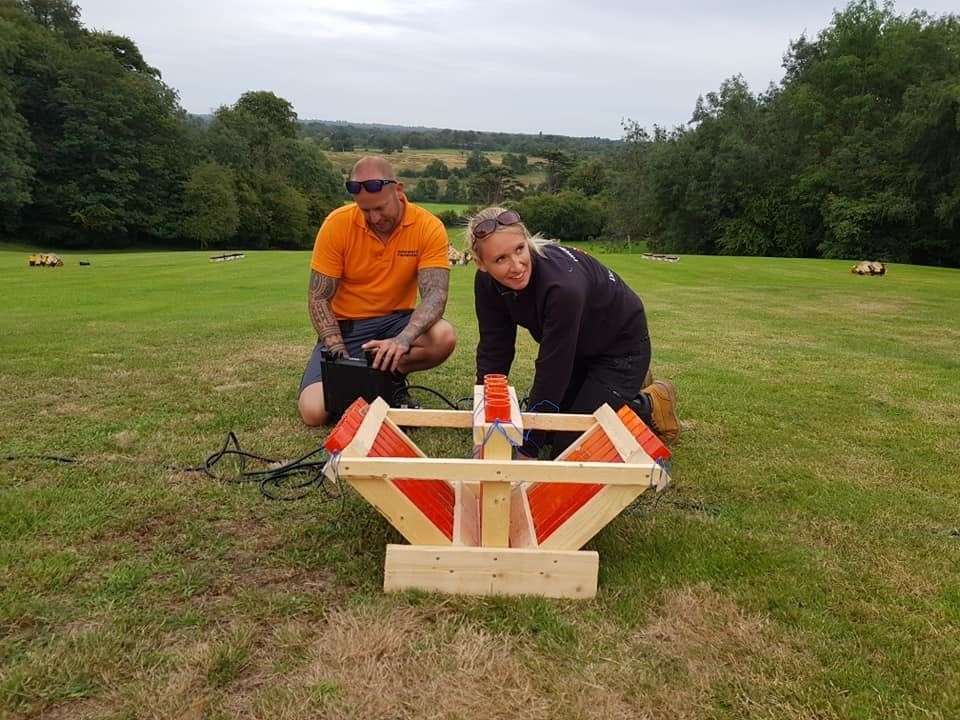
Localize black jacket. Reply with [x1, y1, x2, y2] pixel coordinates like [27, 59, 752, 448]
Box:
[474, 244, 649, 411]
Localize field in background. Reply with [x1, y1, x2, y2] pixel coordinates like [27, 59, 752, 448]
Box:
[2, 248, 959, 718]
[324, 147, 544, 174]
[324, 148, 547, 190]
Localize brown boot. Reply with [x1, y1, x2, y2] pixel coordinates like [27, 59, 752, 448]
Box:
[643, 380, 680, 446]
[643, 367, 654, 389]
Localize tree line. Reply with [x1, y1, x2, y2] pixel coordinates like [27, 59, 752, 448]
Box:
[301, 121, 615, 156]
[1, 0, 347, 250]
[607, 1, 960, 266]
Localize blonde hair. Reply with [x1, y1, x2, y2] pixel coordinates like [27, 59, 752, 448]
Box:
[466, 206, 553, 265]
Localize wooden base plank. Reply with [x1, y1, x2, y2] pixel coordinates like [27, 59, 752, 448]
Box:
[383, 545, 598, 599]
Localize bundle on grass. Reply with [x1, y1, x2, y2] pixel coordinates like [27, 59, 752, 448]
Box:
[28, 254, 63, 267]
[851, 260, 886, 276]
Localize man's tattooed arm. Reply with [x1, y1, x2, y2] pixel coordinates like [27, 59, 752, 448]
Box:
[397, 267, 450, 347]
[308, 270, 346, 356]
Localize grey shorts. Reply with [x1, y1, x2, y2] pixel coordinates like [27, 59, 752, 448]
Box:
[299, 310, 413, 393]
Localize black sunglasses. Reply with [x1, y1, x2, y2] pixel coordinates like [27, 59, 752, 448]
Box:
[471, 210, 522, 240]
[345, 179, 397, 194]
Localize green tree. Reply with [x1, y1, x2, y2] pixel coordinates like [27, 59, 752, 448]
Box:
[234, 90, 298, 138]
[182, 161, 239, 248]
[329, 126, 353, 151]
[542, 150, 576, 192]
[285, 139, 343, 231]
[465, 149, 491, 174]
[516, 191, 606, 241]
[0, 18, 35, 230]
[443, 175, 464, 203]
[502, 152, 528, 175]
[468, 165, 523, 205]
[568, 158, 608, 196]
[265, 182, 310, 249]
[422, 158, 450, 178]
[411, 178, 440, 202]
[4, 2, 190, 245]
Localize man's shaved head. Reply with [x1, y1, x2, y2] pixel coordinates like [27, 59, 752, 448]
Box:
[350, 156, 397, 182]
[348, 155, 405, 240]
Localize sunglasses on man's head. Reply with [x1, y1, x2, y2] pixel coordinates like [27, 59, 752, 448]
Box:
[345, 179, 397, 194]
[471, 210, 522, 241]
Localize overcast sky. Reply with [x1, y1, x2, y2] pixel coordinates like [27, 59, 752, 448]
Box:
[77, 0, 956, 139]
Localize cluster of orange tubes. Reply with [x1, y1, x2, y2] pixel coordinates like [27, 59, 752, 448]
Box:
[483, 374, 511, 422]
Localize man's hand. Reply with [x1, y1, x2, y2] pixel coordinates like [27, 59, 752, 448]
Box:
[325, 341, 348, 360]
[362, 336, 410, 373]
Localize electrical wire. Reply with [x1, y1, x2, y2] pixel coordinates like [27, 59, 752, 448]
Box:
[176, 431, 340, 502]
[403, 385, 464, 410]
[2, 454, 77, 464]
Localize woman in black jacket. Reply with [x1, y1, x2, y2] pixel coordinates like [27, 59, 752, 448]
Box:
[469, 206, 680, 458]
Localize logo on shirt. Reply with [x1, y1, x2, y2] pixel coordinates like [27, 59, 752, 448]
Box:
[397, 250, 419, 258]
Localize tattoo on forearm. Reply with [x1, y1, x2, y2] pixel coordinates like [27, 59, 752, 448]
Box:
[398, 268, 449, 345]
[308, 271, 344, 351]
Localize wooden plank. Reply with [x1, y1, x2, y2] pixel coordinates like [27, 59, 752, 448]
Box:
[593, 404, 642, 461]
[520, 412, 596, 432]
[539, 484, 648, 551]
[347, 397, 391, 455]
[337, 457, 658, 486]
[453, 481, 479, 546]
[383, 544, 598, 599]
[349, 478, 452, 546]
[383, 407, 593, 434]
[386, 408, 473, 428]
[480, 430, 512, 548]
[322, 397, 391, 482]
[509, 484, 538, 549]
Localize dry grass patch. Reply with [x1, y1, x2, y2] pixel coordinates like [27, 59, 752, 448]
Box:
[628, 584, 821, 719]
[202, 587, 820, 720]
[223, 604, 551, 720]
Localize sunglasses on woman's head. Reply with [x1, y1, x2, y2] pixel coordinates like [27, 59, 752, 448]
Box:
[345, 179, 397, 194]
[471, 210, 522, 240]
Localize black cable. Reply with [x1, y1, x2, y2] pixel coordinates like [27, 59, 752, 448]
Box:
[3, 454, 77, 464]
[176, 432, 340, 502]
[404, 385, 464, 410]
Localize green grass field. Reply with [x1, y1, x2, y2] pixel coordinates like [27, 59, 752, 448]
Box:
[2, 247, 959, 719]
[417, 201, 471, 216]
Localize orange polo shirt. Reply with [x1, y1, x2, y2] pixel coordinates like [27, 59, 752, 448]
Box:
[310, 200, 450, 319]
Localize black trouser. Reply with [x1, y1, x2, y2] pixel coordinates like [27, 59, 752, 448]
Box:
[540, 349, 653, 459]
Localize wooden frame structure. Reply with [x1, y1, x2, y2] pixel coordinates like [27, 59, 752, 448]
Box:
[322, 382, 671, 600]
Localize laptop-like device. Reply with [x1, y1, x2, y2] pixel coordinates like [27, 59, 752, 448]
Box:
[320, 349, 396, 418]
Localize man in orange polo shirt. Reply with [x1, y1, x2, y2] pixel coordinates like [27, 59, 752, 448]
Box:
[298, 156, 456, 425]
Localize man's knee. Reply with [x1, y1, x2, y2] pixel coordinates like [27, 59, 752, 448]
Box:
[298, 384, 329, 427]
